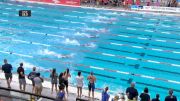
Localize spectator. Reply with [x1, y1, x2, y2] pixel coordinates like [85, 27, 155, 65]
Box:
[59, 72, 65, 91]
[63, 68, 71, 95]
[126, 82, 138, 101]
[2, 59, 12, 88]
[152, 94, 160, 101]
[76, 71, 84, 98]
[140, 87, 150, 101]
[101, 87, 110, 101]
[34, 73, 44, 96]
[28, 67, 37, 92]
[165, 89, 177, 101]
[50, 68, 58, 94]
[55, 85, 66, 101]
[17, 63, 26, 91]
[111, 95, 120, 101]
[87, 72, 96, 99]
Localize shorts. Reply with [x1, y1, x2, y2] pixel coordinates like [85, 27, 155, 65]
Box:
[88, 83, 95, 91]
[51, 79, 57, 84]
[35, 86, 43, 95]
[19, 78, 26, 85]
[5, 73, 12, 80]
[64, 80, 68, 87]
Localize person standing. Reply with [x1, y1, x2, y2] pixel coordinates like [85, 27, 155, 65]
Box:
[55, 85, 66, 101]
[101, 87, 110, 101]
[76, 71, 84, 98]
[28, 67, 37, 92]
[50, 68, 58, 94]
[2, 59, 13, 88]
[17, 63, 26, 91]
[126, 82, 138, 101]
[165, 89, 177, 101]
[34, 73, 44, 97]
[63, 68, 71, 95]
[140, 87, 150, 101]
[152, 94, 160, 101]
[87, 72, 96, 99]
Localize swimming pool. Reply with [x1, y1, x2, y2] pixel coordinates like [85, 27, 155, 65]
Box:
[0, 1, 180, 100]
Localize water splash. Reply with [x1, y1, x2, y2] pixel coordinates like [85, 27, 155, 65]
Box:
[39, 49, 75, 59]
[62, 38, 80, 46]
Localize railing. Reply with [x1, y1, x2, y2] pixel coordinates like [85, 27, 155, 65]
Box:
[0, 86, 55, 101]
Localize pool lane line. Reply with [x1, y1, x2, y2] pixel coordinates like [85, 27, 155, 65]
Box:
[109, 38, 180, 50]
[99, 46, 180, 61]
[2, 37, 180, 71]
[1, 25, 180, 56]
[121, 79, 180, 92]
[0, 49, 179, 85]
[1, 25, 179, 55]
[1, 24, 179, 56]
[0, 35, 180, 68]
[0, 14, 179, 43]
[142, 67, 180, 75]
[109, 33, 180, 45]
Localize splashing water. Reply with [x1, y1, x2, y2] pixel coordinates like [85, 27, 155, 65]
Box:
[62, 38, 80, 46]
[39, 49, 75, 59]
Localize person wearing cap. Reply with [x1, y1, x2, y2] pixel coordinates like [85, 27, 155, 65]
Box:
[87, 72, 96, 99]
[165, 89, 177, 101]
[152, 94, 160, 101]
[101, 87, 110, 101]
[17, 63, 26, 91]
[140, 87, 150, 101]
[126, 82, 138, 101]
[2, 59, 13, 88]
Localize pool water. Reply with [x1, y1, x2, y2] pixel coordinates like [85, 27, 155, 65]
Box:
[0, 1, 180, 100]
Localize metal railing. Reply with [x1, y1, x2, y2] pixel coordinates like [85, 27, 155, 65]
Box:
[0, 86, 55, 101]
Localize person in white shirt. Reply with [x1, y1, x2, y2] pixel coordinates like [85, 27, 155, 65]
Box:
[76, 71, 84, 98]
[34, 73, 44, 96]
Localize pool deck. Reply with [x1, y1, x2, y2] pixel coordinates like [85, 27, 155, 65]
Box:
[0, 70, 101, 101]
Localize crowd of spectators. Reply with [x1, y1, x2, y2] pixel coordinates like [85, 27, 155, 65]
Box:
[1, 59, 178, 101]
[81, 0, 179, 8]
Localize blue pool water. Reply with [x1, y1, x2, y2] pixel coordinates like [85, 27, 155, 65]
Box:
[0, 1, 180, 100]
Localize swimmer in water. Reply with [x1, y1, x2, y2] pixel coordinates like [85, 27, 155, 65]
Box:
[86, 34, 99, 38]
[58, 54, 74, 58]
[81, 43, 96, 47]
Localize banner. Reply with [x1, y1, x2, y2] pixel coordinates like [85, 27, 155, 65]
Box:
[131, 5, 180, 13]
[142, 6, 180, 13]
[29, 0, 80, 6]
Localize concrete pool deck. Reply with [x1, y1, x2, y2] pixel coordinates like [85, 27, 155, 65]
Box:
[0, 70, 102, 101]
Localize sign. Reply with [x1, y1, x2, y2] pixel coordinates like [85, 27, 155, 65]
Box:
[29, 0, 80, 6]
[140, 6, 180, 13]
[19, 10, 31, 17]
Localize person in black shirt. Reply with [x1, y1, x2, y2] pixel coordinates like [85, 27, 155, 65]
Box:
[165, 89, 177, 101]
[140, 87, 150, 101]
[126, 82, 138, 101]
[2, 59, 13, 88]
[152, 94, 160, 101]
[17, 63, 26, 91]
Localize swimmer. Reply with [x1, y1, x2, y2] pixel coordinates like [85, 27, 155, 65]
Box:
[81, 43, 96, 48]
[58, 54, 74, 59]
[86, 34, 99, 38]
